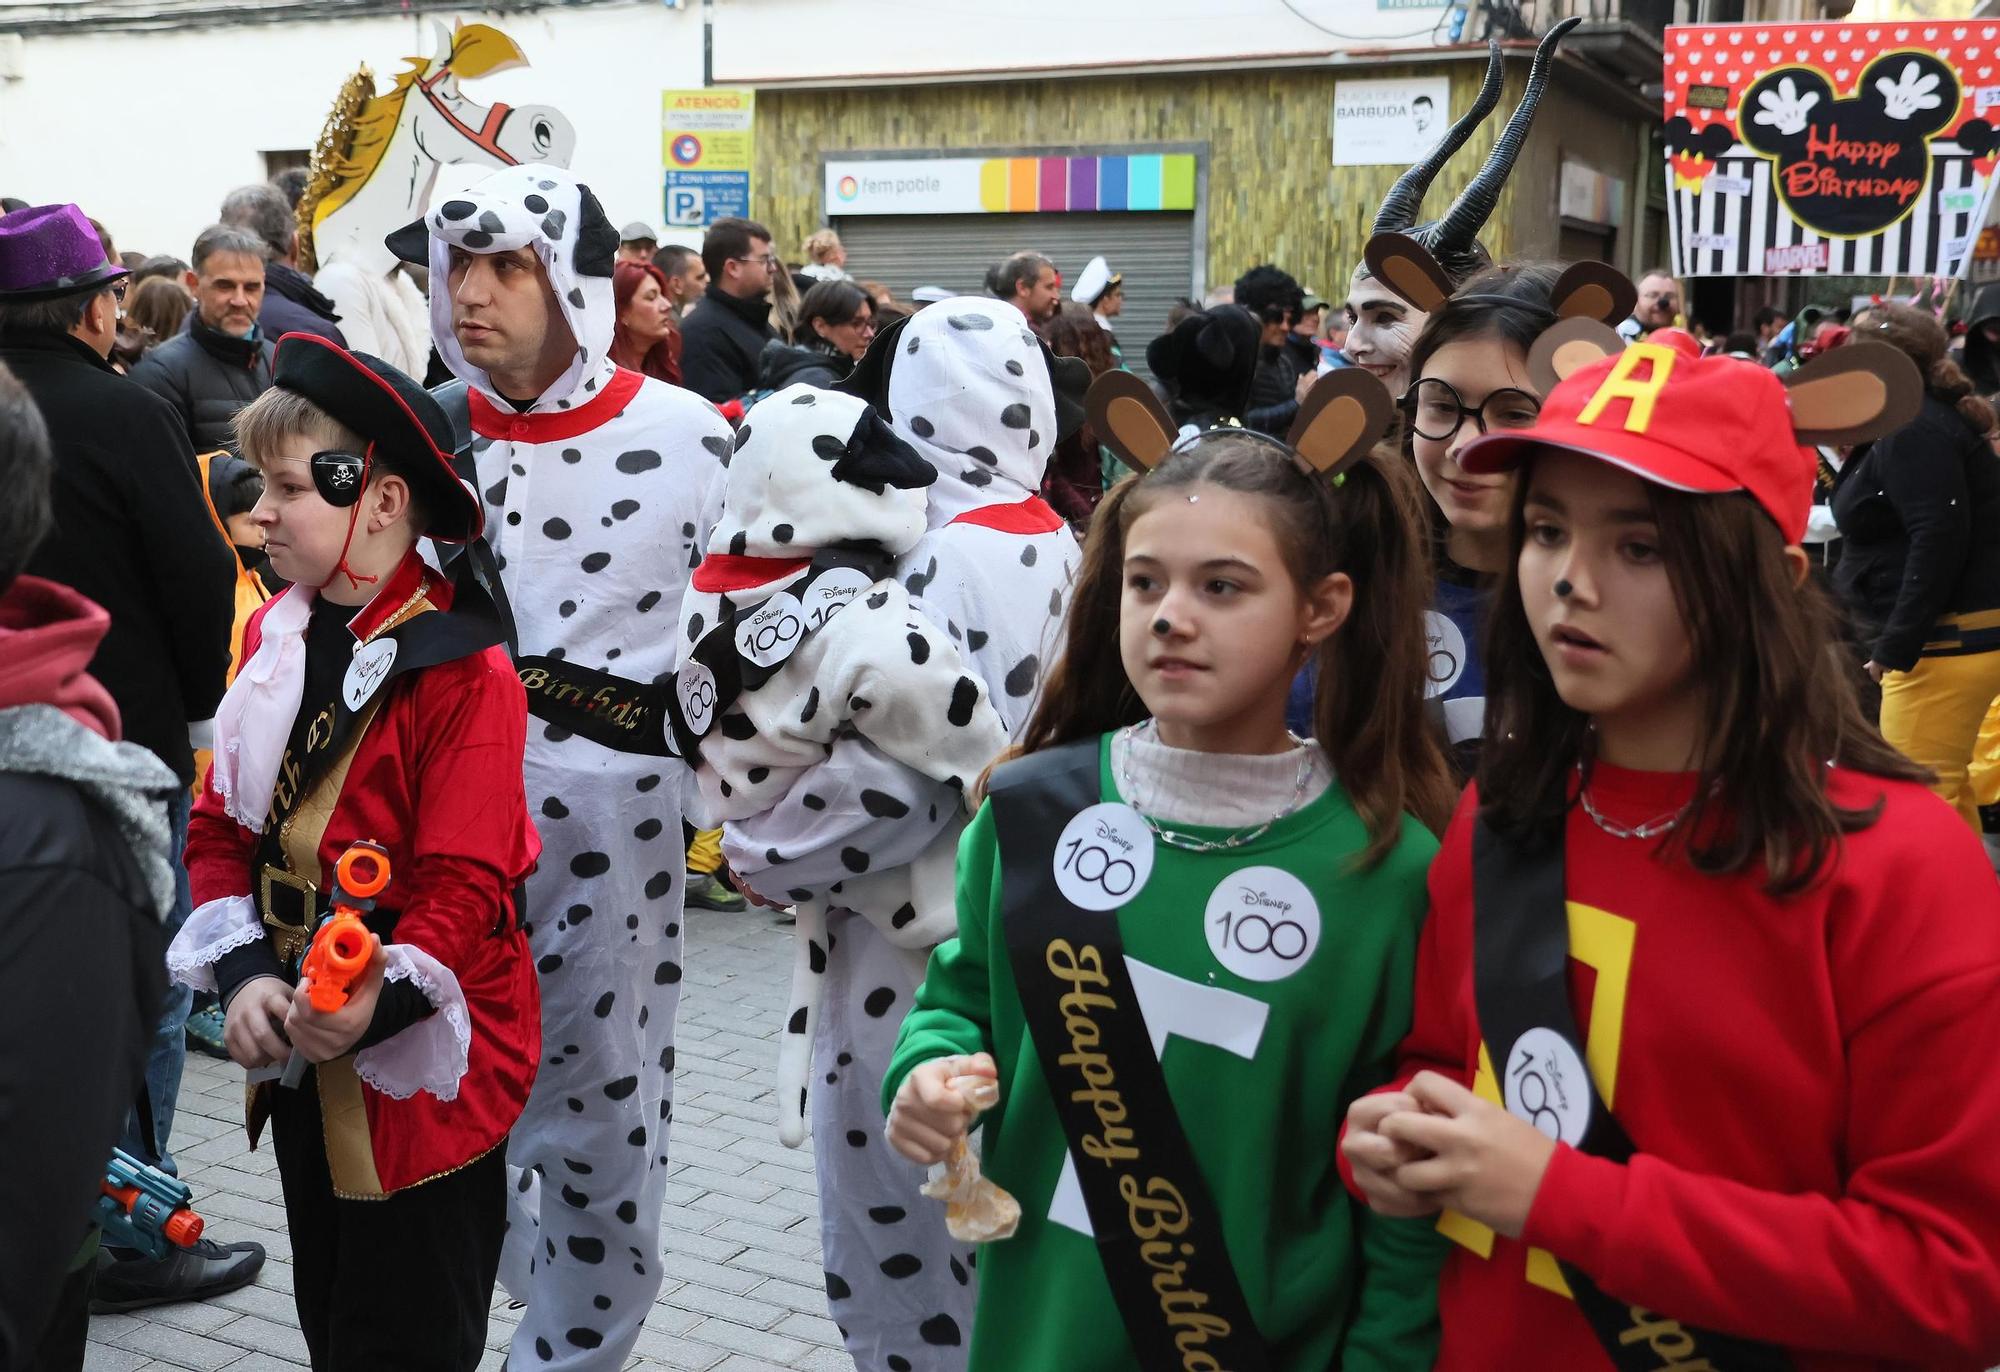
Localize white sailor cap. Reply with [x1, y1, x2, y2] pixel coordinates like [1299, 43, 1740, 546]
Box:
[1072, 255, 1121, 304]
[911, 285, 954, 303]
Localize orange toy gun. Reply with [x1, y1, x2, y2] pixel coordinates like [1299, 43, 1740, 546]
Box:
[279, 840, 391, 1089]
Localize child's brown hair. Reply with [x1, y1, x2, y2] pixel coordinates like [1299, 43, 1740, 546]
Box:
[232, 387, 431, 533]
[1016, 433, 1457, 866]
[1479, 472, 1927, 893]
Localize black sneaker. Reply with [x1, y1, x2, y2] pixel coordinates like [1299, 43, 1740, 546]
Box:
[90, 1238, 266, 1312]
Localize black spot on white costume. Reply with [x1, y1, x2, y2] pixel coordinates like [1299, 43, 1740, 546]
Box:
[426, 161, 736, 1371]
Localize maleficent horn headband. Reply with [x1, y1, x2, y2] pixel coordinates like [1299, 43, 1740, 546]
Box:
[1370, 17, 1582, 285]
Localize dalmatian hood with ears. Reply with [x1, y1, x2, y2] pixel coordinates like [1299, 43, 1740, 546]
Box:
[392, 160, 622, 411]
[841, 296, 1062, 527]
[705, 386, 936, 561]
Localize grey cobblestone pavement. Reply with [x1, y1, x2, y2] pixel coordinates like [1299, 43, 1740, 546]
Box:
[87, 905, 850, 1372]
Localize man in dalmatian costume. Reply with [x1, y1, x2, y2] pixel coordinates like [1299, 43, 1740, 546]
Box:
[722, 297, 1088, 1371]
[388, 162, 734, 1371]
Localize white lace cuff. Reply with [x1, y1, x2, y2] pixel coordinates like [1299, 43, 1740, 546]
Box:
[165, 895, 264, 993]
[353, 944, 473, 1103]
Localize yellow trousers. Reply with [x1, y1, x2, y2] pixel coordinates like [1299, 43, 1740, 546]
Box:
[1975, 697, 2000, 811]
[1879, 650, 2000, 828]
[686, 826, 724, 875]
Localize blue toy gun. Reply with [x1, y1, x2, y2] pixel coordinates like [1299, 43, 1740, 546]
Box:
[97, 1148, 205, 1260]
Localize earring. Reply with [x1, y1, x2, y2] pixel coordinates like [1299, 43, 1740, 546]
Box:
[1554, 578, 1574, 598]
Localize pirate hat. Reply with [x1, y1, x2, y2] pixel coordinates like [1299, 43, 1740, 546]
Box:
[271, 333, 484, 543]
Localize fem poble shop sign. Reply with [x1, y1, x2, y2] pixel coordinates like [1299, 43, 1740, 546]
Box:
[1660, 21, 2000, 278]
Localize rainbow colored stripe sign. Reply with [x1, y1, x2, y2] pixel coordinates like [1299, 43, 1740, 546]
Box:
[825, 153, 1198, 217]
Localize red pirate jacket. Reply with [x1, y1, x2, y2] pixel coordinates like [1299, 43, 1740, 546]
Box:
[185, 550, 540, 1196]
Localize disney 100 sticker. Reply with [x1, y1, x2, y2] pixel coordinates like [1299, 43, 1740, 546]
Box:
[1504, 1026, 1592, 1147]
[1053, 803, 1156, 912]
[1203, 866, 1322, 982]
[343, 638, 398, 712]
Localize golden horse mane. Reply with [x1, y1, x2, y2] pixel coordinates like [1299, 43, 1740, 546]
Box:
[296, 23, 529, 272]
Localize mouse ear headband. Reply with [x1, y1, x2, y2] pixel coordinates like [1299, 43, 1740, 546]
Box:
[1364, 230, 1638, 328]
[1086, 369, 1395, 480]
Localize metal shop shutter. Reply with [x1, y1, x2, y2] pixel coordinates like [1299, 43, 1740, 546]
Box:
[833, 211, 1197, 380]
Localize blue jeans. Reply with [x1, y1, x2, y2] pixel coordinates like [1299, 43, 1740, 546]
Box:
[120, 789, 193, 1176]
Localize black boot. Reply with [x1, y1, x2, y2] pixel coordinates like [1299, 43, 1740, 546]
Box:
[89, 1236, 266, 1312]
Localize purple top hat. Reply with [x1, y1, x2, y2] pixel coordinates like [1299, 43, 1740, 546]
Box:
[0, 203, 129, 302]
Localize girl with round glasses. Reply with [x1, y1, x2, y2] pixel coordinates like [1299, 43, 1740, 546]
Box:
[1396, 264, 1560, 772]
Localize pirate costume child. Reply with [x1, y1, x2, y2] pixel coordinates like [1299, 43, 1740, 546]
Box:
[167, 334, 538, 1371]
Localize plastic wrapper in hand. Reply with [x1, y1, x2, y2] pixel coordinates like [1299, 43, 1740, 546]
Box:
[919, 1075, 1020, 1243]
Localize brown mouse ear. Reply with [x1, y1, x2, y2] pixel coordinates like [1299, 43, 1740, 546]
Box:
[1086, 370, 1177, 474]
[1549, 261, 1637, 327]
[1527, 318, 1625, 395]
[1288, 370, 1396, 478]
[1363, 232, 1455, 314]
[1783, 340, 1924, 446]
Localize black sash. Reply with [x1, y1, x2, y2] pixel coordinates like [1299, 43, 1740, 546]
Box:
[440, 388, 894, 762]
[987, 742, 1270, 1372]
[1470, 815, 1792, 1371]
[513, 544, 891, 761]
[251, 564, 509, 896]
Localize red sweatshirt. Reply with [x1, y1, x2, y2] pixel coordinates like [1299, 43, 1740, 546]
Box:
[1395, 762, 2000, 1370]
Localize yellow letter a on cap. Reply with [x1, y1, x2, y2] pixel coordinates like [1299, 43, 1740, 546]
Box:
[1576, 343, 1677, 435]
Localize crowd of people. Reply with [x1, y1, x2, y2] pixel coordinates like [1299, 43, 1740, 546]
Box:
[6, 32, 2000, 1372]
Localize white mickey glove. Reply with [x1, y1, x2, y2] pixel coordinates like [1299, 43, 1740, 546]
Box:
[1875, 61, 1942, 121]
[1753, 77, 1820, 136]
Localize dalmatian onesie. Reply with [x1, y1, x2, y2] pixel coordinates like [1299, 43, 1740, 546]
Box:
[677, 385, 1008, 1144]
[402, 162, 734, 1370]
[723, 297, 1083, 1370]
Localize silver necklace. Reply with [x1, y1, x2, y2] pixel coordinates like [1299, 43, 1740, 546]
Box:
[1575, 764, 1692, 841]
[1118, 720, 1315, 853]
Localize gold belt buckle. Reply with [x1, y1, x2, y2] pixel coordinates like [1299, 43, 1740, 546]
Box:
[259, 864, 317, 965]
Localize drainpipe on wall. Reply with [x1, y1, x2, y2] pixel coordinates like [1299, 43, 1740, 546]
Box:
[1630, 118, 1651, 280]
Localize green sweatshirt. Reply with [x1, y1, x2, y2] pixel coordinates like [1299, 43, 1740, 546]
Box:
[883, 733, 1446, 1371]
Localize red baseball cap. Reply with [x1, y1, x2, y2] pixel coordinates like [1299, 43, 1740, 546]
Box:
[1459, 342, 1816, 543]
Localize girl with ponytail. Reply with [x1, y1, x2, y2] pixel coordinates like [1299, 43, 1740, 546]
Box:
[1832, 301, 2000, 826]
[878, 371, 1453, 1371]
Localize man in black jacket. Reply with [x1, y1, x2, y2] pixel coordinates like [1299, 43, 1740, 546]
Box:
[219, 181, 345, 347]
[679, 216, 776, 404]
[0, 202, 263, 1313]
[129, 224, 275, 451]
[1234, 263, 1306, 435]
[1964, 282, 2000, 399]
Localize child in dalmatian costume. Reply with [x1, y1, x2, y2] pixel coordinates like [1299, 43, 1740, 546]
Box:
[674, 383, 1009, 1149]
[391, 162, 735, 1371]
[722, 297, 1089, 1371]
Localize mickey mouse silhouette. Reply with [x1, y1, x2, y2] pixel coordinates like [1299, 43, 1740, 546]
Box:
[1738, 51, 1959, 237]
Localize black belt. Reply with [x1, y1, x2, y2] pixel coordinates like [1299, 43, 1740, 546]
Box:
[257, 865, 401, 968]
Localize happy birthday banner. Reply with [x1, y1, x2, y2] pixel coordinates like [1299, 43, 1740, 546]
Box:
[1662, 21, 2000, 278]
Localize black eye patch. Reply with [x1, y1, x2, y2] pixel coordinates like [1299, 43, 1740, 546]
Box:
[311, 449, 368, 506]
